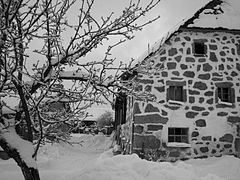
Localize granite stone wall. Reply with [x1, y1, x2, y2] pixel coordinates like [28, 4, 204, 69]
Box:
[124, 29, 240, 161]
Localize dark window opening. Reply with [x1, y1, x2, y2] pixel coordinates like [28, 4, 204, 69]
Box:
[194, 42, 206, 55]
[114, 94, 127, 129]
[168, 127, 189, 143]
[236, 44, 240, 55]
[169, 86, 183, 102]
[218, 87, 231, 103]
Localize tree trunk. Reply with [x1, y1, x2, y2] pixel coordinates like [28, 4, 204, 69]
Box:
[20, 164, 40, 180]
[0, 139, 41, 180]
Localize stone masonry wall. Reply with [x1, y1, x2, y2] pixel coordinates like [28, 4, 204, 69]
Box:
[125, 29, 240, 161]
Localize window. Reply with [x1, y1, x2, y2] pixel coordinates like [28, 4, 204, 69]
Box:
[193, 41, 206, 55]
[168, 128, 188, 143]
[215, 82, 235, 106]
[169, 86, 183, 102]
[218, 87, 231, 103]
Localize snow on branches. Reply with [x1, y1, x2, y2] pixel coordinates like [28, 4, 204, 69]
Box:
[0, 0, 160, 179]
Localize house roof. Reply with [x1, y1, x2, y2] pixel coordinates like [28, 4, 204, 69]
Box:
[185, 0, 240, 29]
[134, 0, 240, 67]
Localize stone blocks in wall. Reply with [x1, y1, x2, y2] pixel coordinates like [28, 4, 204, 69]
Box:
[129, 30, 240, 161]
[236, 63, 240, 71]
[199, 97, 204, 103]
[137, 79, 154, 84]
[167, 62, 177, 69]
[198, 58, 206, 63]
[215, 82, 233, 88]
[133, 102, 141, 114]
[186, 57, 195, 62]
[219, 134, 233, 143]
[219, 64, 224, 70]
[135, 114, 168, 124]
[169, 151, 180, 158]
[160, 57, 167, 62]
[209, 52, 218, 62]
[217, 112, 228, 116]
[133, 134, 160, 149]
[164, 104, 181, 110]
[183, 71, 195, 78]
[192, 131, 199, 137]
[168, 48, 178, 56]
[174, 37, 181, 42]
[202, 111, 210, 116]
[203, 63, 213, 72]
[198, 73, 211, 80]
[186, 111, 199, 119]
[234, 138, 240, 155]
[227, 116, 240, 124]
[200, 147, 209, 153]
[180, 64, 188, 70]
[212, 77, 223, 81]
[134, 125, 144, 134]
[166, 80, 186, 86]
[184, 36, 190, 41]
[192, 106, 206, 111]
[209, 44, 217, 50]
[202, 136, 212, 141]
[224, 144, 232, 148]
[204, 91, 214, 96]
[147, 125, 163, 131]
[175, 55, 182, 62]
[162, 71, 168, 77]
[195, 119, 206, 127]
[172, 71, 180, 76]
[145, 104, 160, 113]
[189, 96, 195, 103]
[161, 110, 168, 116]
[231, 71, 238, 77]
[154, 86, 165, 93]
[193, 82, 207, 90]
[206, 98, 213, 105]
[220, 51, 226, 56]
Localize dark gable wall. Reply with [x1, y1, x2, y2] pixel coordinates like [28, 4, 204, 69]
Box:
[123, 29, 240, 161]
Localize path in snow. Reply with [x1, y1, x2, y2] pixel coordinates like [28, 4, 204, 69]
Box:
[0, 134, 240, 180]
[0, 134, 114, 180]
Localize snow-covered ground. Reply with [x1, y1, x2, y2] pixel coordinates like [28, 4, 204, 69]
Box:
[0, 134, 240, 180]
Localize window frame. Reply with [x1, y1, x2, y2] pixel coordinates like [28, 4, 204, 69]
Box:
[168, 127, 189, 143]
[169, 85, 184, 102]
[217, 87, 231, 103]
[215, 82, 235, 107]
[193, 41, 207, 56]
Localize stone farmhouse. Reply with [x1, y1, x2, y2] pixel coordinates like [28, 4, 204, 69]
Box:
[114, 0, 240, 161]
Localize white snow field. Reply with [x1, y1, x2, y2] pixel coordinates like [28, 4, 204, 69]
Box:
[0, 134, 240, 180]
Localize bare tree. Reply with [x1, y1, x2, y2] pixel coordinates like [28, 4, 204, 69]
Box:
[0, 0, 160, 179]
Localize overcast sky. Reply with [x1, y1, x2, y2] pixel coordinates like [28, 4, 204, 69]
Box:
[28, 0, 210, 68]
[77, 0, 210, 65]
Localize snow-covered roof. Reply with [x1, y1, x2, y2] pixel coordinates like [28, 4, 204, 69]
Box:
[134, 0, 240, 67]
[187, 0, 240, 29]
[132, 19, 186, 67]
